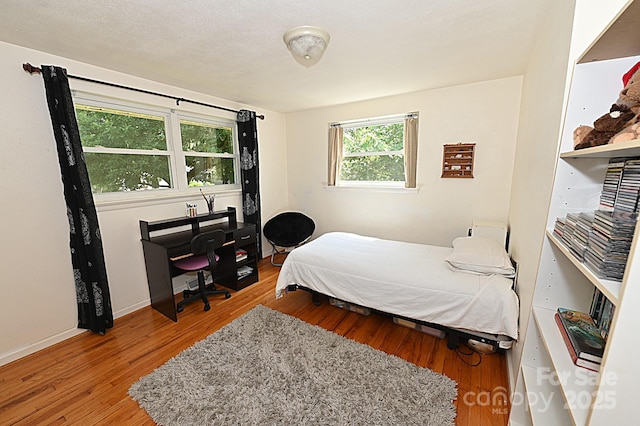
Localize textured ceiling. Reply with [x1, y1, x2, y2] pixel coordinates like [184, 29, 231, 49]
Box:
[0, 0, 550, 113]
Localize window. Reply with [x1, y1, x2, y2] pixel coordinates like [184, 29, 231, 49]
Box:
[328, 113, 418, 188]
[180, 119, 236, 186]
[76, 105, 172, 193]
[341, 120, 405, 182]
[74, 95, 239, 195]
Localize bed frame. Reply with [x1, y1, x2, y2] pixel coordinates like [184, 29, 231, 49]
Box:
[285, 284, 514, 352]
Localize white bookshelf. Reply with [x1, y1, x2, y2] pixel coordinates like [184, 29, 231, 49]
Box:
[533, 307, 598, 425]
[546, 231, 621, 304]
[559, 138, 640, 159]
[510, 1, 640, 424]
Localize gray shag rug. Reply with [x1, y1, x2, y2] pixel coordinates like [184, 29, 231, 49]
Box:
[129, 305, 457, 425]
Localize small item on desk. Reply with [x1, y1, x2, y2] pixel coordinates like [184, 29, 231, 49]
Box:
[186, 203, 198, 218]
[200, 189, 215, 213]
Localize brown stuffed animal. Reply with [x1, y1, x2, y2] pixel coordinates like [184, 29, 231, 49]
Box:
[611, 119, 640, 144]
[573, 125, 593, 149]
[574, 105, 635, 149]
[611, 62, 640, 144]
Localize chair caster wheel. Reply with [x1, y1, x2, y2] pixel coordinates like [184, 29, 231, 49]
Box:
[177, 305, 184, 313]
[204, 304, 210, 311]
[225, 293, 231, 299]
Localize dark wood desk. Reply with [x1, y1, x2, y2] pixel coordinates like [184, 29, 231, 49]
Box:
[140, 207, 259, 321]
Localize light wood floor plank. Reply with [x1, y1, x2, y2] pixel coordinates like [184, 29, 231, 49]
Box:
[0, 259, 510, 425]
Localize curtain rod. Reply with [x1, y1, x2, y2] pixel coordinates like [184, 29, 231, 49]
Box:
[22, 63, 265, 120]
[330, 111, 418, 127]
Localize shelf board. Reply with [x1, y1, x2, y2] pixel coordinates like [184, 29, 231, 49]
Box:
[578, 0, 640, 63]
[521, 365, 571, 425]
[560, 138, 640, 159]
[547, 231, 621, 304]
[532, 307, 598, 426]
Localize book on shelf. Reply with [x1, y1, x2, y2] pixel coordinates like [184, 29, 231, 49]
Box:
[235, 248, 248, 262]
[589, 288, 615, 340]
[555, 313, 601, 372]
[556, 307, 606, 363]
[553, 216, 566, 239]
[598, 158, 625, 212]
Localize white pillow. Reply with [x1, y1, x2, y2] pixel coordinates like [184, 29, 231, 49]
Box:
[445, 236, 515, 277]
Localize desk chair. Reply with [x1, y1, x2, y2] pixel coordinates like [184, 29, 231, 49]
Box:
[173, 229, 230, 313]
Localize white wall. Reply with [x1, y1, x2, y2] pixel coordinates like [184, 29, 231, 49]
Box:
[285, 77, 522, 247]
[505, 0, 577, 386]
[0, 41, 288, 365]
[506, 0, 631, 392]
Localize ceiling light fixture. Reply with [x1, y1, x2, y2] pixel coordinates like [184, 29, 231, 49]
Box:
[283, 26, 331, 67]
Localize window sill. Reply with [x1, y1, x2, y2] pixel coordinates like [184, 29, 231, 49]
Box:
[94, 187, 242, 211]
[324, 184, 420, 194]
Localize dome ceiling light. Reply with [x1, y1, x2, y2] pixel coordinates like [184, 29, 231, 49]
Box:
[283, 26, 331, 67]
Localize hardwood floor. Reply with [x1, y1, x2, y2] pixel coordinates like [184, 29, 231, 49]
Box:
[0, 259, 510, 425]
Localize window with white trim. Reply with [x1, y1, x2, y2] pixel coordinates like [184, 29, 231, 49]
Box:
[329, 113, 418, 188]
[74, 95, 239, 194]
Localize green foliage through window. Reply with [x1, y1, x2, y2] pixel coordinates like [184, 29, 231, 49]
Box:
[180, 121, 235, 186]
[74, 101, 238, 194]
[84, 153, 171, 193]
[340, 122, 405, 182]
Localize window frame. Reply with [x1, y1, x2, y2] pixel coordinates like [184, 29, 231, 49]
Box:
[72, 92, 241, 207]
[335, 113, 411, 188]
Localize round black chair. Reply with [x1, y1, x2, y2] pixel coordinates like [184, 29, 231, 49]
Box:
[263, 212, 315, 266]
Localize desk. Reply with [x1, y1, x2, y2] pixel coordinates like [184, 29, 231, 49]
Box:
[140, 207, 259, 321]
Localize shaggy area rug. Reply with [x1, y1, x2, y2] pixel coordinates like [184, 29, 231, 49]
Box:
[129, 305, 457, 425]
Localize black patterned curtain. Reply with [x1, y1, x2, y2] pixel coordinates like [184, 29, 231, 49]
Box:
[237, 110, 262, 258]
[42, 65, 114, 334]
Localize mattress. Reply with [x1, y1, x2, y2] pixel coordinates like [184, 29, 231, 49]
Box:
[275, 232, 519, 340]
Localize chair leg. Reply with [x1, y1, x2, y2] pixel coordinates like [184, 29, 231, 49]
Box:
[270, 246, 287, 267]
[205, 279, 231, 300]
[197, 271, 211, 311]
[177, 271, 226, 313]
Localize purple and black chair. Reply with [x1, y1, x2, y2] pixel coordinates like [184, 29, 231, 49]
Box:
[263, 211, 315, 266]
[173, 229, 230, 313]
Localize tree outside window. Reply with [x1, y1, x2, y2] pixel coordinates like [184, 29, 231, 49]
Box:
[75, 101, 239, 194]
[340, 122, 405, 182]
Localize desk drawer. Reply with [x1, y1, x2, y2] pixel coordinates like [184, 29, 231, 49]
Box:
[234, 227, 256, 245]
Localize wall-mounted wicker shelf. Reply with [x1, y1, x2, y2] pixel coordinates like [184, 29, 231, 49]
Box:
[441, 143, 475, 178]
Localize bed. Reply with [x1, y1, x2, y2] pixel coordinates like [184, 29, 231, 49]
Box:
[275, 231, 519, 351]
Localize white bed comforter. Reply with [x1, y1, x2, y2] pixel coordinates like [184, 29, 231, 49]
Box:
[275, 232, 519, 340]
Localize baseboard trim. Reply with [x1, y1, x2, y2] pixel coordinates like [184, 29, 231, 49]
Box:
[0, 299, 152, 367]
[0, 327, 86, 367]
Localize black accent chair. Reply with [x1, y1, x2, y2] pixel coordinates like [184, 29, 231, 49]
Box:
[263, 212, 315, 266]
[173, 229, 231, 313]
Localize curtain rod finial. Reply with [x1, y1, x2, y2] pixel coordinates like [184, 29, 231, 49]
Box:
[23, 63, 42, 74]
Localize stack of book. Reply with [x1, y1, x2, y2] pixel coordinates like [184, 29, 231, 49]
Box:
[598, 158, 625, 211]
[561, 213, 578, 249]
[584, 210, 636, 281]
[613, 158, 640, 213]
[555, 307, 605, 372]
[553, 216, 566, 239]
[570, 212, 594, 261]
[553, 157, 640, 282]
